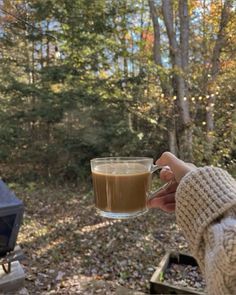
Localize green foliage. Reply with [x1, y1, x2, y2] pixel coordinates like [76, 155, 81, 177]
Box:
[0, 0, 235, 183]
[159, 271, 164, 282]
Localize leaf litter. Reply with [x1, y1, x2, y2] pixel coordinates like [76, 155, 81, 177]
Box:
[15, 184, 190, 294]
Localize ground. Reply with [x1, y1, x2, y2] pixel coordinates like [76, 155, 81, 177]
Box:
[13, 183, 189, 294]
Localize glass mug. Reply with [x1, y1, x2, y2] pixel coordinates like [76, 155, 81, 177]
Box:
[90, 157, 168, 219]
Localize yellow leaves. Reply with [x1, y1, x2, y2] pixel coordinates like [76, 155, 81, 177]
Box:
[209, 0, 223, 18]
[19, 218, 49, 244]
[137, 103, 152, 113]
[207, 131, 215, 137]
[51, 83, 63, 93]
[99, 70, 109, 79]
[221, 60, 236, 71]
[148, 118, 158, 125]
[189, 0, 202, 15]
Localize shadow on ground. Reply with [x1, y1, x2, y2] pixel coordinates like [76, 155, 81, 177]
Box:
[14, 184, 189, 294]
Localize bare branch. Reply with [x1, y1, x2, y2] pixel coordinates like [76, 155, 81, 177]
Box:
[162, 0, 181, 67]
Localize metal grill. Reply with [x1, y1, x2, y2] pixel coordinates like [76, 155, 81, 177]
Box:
[0, 179, 24, 273]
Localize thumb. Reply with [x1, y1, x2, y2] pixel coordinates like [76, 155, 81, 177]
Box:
[156, 152, 194, 182]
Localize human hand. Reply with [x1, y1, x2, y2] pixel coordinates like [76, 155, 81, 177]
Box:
[147, 152, 196, 212]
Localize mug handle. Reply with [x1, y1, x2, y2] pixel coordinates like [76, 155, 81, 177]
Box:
[149, 164, 174, 200]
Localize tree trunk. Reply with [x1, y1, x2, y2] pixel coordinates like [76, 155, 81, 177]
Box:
[205, 0, 232, 159]
[148, 0, 178, 155]
[162, 0, 192, 161]
[168, 128, 178, 155]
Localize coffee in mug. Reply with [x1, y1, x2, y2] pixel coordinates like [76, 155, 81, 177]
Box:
[91, 157, 163, 219]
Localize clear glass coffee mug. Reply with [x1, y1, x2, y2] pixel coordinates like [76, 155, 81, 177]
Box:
[90, 157, 170, 219]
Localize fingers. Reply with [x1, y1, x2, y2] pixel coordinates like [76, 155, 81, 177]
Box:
[154, 181, 178, 198]
[148, 193, 175, 207]
[148, 181, 177, 207]
[148, 152, 196, 214]
[163, 203, 176, 212]
[148, 193, 176, 212]
[156, 152, 195, 182]
[160, 167, 175, 182]
[147, 178, 177, 213]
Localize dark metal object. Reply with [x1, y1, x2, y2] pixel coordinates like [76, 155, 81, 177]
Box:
[0, 180, 24, 258]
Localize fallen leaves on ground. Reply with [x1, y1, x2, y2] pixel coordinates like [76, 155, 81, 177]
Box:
[14, 184, 189, 294]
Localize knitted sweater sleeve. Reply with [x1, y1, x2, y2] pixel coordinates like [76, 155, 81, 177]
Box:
[176, 167, 236, 295]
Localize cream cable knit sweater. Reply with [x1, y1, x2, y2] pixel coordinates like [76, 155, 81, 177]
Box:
[176, 167, 236, 295]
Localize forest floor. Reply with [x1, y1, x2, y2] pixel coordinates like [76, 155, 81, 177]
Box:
[13, 183, 189, 294]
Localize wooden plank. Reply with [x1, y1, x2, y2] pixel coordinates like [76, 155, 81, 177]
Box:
[150, 252, 206, 295]
[150, 252, 170, 283]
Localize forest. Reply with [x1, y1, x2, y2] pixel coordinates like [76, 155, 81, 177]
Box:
[0, 1, 236, 294]
[0, 0, 235, 184]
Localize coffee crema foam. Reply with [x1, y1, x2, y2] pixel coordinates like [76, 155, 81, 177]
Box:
[94, 163, 148, 175]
